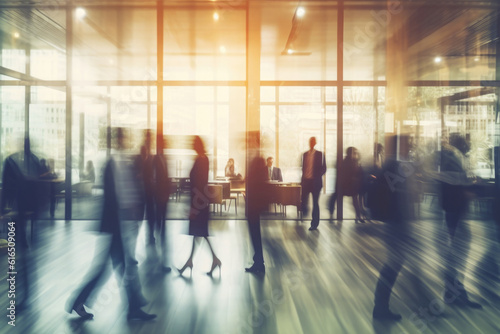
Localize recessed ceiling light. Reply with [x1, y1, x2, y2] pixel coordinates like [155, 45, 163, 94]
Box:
[287, 49, 294, 54]
[13, 32, 20, 38]
[213, 12, 219, 21]
[434, 56, 442, 63]
[76, 7, 86, 19]
[296, 7, 305, 18]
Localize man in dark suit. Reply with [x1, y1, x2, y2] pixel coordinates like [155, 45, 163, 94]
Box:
[245, 131, 270, 273]
[266, 157, 283, 182]
[301, 137, 326, 230]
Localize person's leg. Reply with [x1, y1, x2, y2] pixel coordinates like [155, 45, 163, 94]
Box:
[374, 261, 403, 310]
[329, 192, 337, 217]
[67, 234, 115, 319]
[353, 194, 363, 221]
[373, 227, 406, 320]
[443, 213, 479, 307]
[301, 181, 312, 217]
[145, 198, 156, 245]
[120, 220, 144, 310]
[179, 237, 197, 274]
[204, 237, 221, 275]
[247, 214, 264, 267]
[311, 188, 321, 228]
[157, 201, 169, 269]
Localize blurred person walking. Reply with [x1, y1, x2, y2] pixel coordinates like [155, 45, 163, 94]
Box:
[177, 136, 221, 276]
[66, 127, 156, 321]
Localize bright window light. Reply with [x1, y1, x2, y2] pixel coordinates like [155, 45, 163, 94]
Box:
[76, 7, 86, 20]
[213, 12, 219, 21]
[296, 7, 305, 18]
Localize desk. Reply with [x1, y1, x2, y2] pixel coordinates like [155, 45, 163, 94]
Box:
[266, 182, 302, 217]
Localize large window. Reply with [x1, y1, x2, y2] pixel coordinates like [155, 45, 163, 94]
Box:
[0, 1, 498, 220]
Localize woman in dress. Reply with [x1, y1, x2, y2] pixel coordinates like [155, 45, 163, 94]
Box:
[178, 136, 221, 276]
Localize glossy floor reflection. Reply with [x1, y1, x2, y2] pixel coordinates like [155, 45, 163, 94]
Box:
[1, 217, 499, 334]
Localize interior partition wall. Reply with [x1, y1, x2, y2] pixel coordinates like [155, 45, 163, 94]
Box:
[0, 1, 499, 220]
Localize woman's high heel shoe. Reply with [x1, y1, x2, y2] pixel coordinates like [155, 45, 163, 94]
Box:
[207, 258, 222, 276]
[177, 259, 193, 275]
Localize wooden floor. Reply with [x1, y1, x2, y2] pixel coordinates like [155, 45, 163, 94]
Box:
[1, 214, 500, 334]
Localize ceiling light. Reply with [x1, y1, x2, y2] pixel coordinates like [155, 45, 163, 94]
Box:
[434, 56, 442, 63]
[213, 12, 219, 21]
[287, 49, 294, 54]
[13, 32, 20, 38]
[219, 46, 226, 53]
[76, 7, 86, 20]
[296, 7, 305, 18]
[474, 57, 479, 62]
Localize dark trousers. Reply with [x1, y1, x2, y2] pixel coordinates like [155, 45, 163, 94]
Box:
[145, 196, 156, 244]
[374, 225, 408, 310]
[70, 233, 145, 310]
[301, 179, 321, 228]
[156, 201, 168, 265]
[248, 213, 264, 266]
[443, 209, 470, 296]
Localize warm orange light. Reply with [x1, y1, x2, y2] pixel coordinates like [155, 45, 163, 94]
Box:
[287, 49, 294, 54]
[213, 12, 219, 21]
[220, 46, 226, 53]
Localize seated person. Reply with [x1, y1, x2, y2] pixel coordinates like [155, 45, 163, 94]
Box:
[40, 158, 57, 179]
[81, 160, 95, 183]
[225, 158, 242, 179]
[266, 157, 283, 182]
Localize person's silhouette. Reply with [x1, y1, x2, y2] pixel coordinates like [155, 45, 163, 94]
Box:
[301, 137, 326, 230]
[177, 136, 221, 276]
[245, 131, 269, 273]
[440, 134, 481, 309]
[329, 147, 365, 223]
[66, 127, 156, 321]
[372, 135, 415, 321]
[1, 137, 43, 310]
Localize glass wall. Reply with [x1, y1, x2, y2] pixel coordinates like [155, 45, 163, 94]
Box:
[0, 1, 498, 220]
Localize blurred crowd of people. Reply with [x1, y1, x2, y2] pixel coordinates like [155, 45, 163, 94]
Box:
[1, 129, 498, 323]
